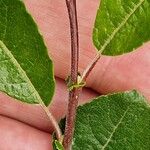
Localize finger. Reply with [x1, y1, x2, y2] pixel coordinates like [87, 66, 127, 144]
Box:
[87, 44, 150, 100]
[0, 115, 52, 150]
[24, 0, 150, 100]
[0, 77, 98, 132]
[24, 0, 98, 78]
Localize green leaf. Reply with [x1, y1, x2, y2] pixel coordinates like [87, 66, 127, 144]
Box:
[73, 91, 150, 149]
[53, 140, 64, 150]
[93, 0, 150, 56]
[0, 0, 55, 106]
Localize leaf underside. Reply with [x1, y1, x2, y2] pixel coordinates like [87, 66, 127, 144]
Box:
[0, 0, 55, 106]
[73, 91, 150, 150]
[93, 0, 150, 56]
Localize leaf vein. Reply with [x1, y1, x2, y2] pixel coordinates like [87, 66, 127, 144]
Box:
[0, 40, 43, 104]
[101, 107, 130, 150]
[88, 115, 103, 147]
[99, 0, 145, 53]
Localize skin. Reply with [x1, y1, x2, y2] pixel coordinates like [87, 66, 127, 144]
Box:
[0, 0, 150, 149]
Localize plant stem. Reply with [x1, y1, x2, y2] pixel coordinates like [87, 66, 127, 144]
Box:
[81, 53, 101, 81]
[39, 101, 62, 141]
[63, 0, 80, 149]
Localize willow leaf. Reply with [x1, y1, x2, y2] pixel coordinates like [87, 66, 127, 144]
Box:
[93, 0, 150, 55]
[73, 91, 150, 149]
[0, 0, 55, 106]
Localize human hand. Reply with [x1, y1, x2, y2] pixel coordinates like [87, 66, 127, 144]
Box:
[0, 0, 150, 149]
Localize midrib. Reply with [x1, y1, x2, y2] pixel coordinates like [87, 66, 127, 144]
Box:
[100, 0, 145, 53]
[0, 40, 43, 104]
[0, 0, 43, 104]
[101, 107, 130, 150]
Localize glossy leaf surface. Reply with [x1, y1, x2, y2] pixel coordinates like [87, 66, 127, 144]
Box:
[93, 0, 150, 55]
[73, 91, 150, 149]
[0, 0, 55, 106]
